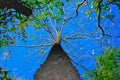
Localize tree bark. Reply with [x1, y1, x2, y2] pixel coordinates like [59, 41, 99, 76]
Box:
[34, 44, 81, 80]
[0, 0, 32, 16]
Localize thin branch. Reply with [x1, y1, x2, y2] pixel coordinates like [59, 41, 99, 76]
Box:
[97, 0, 105, 36]
[43, 18, 56, 40]
[60, 0, 88, 33]
[63, 40, 80, 54]
[48, 16, 58, 37]
[63, 41, 89, 71]
[70, 58, 89, 72]
[47, 4, 58, 35]
[62, 32, 100, 41]
[10, 43, 53, 48]
[32, 16, 56, 40]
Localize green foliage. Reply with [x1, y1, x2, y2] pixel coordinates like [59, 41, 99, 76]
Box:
[85, 10, 90, 15]
[91, 0, 99, 7]
[90, 0, 119, 20]
[21, 0, 68, 29]
[83, 48, 120, 80]
[0, 67, 14, 80]
[0, 0, 119, 47]
[0, 0, 69, 47]
[102, 4, 108, 10]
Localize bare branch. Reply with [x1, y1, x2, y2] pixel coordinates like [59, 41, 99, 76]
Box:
[10, 43, 53, 48]
[0, 0, 32, 16]
[60, 0, 88, 33]
[97, 0, 105, 37]
[62, 33, 100, 41]
[63, 40, 80, 54]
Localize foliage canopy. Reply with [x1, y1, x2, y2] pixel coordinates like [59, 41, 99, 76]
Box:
[83, 48, 120, 80]
[0, 0, 119, 47]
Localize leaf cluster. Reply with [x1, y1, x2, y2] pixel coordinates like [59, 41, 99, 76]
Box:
[90, 0, 119, 20]
[0, 67, 14, 80]
[83, 48, 120, 80]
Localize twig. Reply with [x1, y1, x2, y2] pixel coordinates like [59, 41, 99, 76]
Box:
[10, 43, 53, 48]
[60, 0, 88, 33]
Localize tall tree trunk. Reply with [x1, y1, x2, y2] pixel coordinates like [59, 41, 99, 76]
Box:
[34, 44, 81, 80]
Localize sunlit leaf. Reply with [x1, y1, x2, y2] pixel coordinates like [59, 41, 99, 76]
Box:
[76, 2, 82, 6]
[102, 4, 108, 10]
[101, 16, 105, 20]
[8, 26, 16, 32]
[58, 32, 61, 36]
[85, 10, 90, 15]
[40, 12, 46, 19]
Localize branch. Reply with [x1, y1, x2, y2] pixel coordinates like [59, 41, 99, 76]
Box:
[63, 41, 89, 71]
[60, 0, 87, 33]
[0, 0, 32, 16]
[63, 40, 80, 54]
[62, 33, 100, 41]
[97, 0, 113, 47]
[97, 0, 105, 36]
[70, 58, 89, 72]
[10, 43, 53, 48]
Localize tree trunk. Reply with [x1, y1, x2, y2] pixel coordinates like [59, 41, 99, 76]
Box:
[34, 44, 81, 80]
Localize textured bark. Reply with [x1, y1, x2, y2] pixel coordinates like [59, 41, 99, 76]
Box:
[0, 0, 32, 16]
[34, 44, 81, 80]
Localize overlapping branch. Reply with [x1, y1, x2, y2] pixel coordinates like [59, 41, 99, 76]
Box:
[0, 0, 32, 16]
[60, 0, 88, 33]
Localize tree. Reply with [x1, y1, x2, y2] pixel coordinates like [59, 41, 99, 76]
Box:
[83, 48, 120, 80]
[0, 0, 120, 80]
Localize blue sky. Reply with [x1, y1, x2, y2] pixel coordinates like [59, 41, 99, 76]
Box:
[0, 0, 120, 80]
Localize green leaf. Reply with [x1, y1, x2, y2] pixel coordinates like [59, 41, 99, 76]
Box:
[91, 1, 97, 7]
[101, 16, 105, 20]
[58, 32, 61, 36]
[85, 10, 90, 15]
[103, 4, 108, 10]
[91, 1, 94, 6]
[57, 17, 65, 22]
[36, 22, 41, 29]
[57, 9, 64, 15]
[8, 27, 16, 32]
[76, 2, 82, 6]
[40, 12, 46, 19]
[50, 3, 55, 10]
[0, 40, 3, 47]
